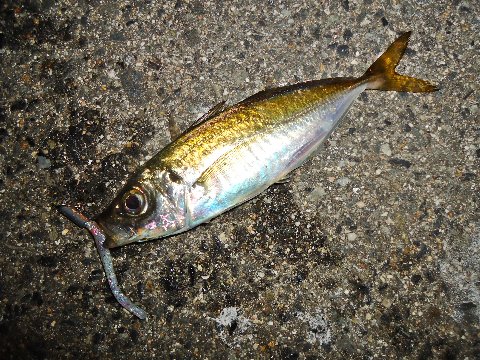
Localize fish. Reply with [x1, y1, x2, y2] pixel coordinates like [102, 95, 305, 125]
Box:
[95, 31, 437, 248]
[59, 32, 437, 318]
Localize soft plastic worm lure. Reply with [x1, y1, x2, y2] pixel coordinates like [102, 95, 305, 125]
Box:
[58, 206, 147, 319]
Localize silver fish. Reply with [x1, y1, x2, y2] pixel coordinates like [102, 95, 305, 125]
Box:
[60, 32, 437, 318]
[95, 31, 437, 248]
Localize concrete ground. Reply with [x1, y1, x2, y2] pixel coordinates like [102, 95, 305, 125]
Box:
[0, 0, 478, 358]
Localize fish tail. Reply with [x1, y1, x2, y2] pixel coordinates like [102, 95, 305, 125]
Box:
[362, 31, 438, 92]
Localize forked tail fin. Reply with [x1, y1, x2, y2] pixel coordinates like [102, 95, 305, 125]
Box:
[363, 31, 438, 92]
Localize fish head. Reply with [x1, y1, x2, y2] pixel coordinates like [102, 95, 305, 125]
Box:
[96, 169, 187, 248]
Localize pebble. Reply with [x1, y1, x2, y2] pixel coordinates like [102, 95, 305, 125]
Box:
[37, 155, 51, 169]
[356, 201, 366, 208]
[336, 177, 351, 187]
[382, 298, 392, 308]
[218, 232, 228, 242]
[347, 232, 357, 241]
[380, 143, 392, 156]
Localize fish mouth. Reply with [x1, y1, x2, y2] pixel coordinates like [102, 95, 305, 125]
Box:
[95, 220, 137, 248]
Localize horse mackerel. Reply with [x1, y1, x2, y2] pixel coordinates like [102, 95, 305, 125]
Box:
[95, 31, 437, 248]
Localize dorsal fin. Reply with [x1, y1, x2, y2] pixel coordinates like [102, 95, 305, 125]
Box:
[238, 78, 357, 106]
[169, 101, 227, 141]
[187, 101, 227, 130]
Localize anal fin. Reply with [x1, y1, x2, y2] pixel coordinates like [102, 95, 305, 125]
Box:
[275, 176, 291, 184]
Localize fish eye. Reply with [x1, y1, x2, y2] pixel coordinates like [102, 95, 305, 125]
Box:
[122, 188, 147, 216]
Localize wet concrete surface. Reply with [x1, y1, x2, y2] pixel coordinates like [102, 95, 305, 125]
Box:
[0, 0, 478, 359]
